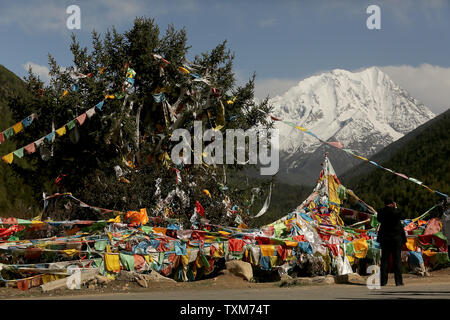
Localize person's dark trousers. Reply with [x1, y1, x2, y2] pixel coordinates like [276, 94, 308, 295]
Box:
[380, 241, 403, 286]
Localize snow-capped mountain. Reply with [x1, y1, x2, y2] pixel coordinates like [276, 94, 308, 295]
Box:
[270, 67, 435, 184]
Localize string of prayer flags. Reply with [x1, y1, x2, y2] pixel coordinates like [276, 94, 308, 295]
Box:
[271, 115, 449, 198]
[0, 113, 37, 144]
[1, 98, 105, 165]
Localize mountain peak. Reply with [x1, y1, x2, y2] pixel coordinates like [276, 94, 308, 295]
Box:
[270, 67, 435, 184]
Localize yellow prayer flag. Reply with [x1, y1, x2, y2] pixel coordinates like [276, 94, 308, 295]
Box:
[56, 126, 67, 137]
[355, 155, 368, 161]
[62, 90, 69, 97]
[62, 249, 78, 257]
[108, 215, 121, 223]
[105, 253, 121, 272]
[13, 122, 23, 134]
[2, 153, 14, 164]
[178, 67, 190, 74]
[105, 94, 115, 100]
[227, 97, 236, 104]
[99, 67, 106, 74]
[294, 126, 307, 132]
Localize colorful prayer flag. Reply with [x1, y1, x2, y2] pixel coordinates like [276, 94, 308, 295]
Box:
[56, 126, 67, 137]
[2, 153, 13, 164]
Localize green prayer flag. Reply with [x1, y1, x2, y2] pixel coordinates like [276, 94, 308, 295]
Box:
[141, 226, 153, 234]
[66, 120, 76, 130]
[119, 253, 135, 271]
[200, 254, 210, 268]
[13, 148, 24, 159]
[3, 127, 14, 139]
[94, 240, 107, 251]
[370, 215, 379, 228]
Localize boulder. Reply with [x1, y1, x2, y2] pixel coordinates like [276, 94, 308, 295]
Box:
[295, 277, 314, 285]
[311, 275, 335, 285]
[225, 260, 253, 281]
[335, 273, 366, 285]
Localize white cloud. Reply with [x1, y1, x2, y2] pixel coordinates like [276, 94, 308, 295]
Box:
[0, 2, 67, 33]
[0, 0, 201, 34]
[22, 61, 50, 83]
[379, 64, 450, 114]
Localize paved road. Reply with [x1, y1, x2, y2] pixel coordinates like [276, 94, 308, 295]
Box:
[23, 282, 450, 300]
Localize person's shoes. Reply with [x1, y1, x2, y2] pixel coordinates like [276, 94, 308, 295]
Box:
[396, 283, 404, 286]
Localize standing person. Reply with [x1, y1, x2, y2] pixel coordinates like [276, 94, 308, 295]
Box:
[438, 197, 450, 260]
[377, 198, 406, 286]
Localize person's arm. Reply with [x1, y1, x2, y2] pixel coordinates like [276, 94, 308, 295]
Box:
[395, 207, 406, 221]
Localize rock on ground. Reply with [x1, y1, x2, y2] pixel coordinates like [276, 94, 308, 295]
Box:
[225, 260, 253, 282]
[334, 273, 366, 285]
[96, 275, 112, 285]
[138, 271, 177, 283]
[136, 278, 148, 288]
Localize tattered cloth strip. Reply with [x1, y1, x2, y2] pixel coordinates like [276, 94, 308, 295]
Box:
[271, 115, 448, 199]
[0, 113, 37, 144]
[252, 182, 272, 218]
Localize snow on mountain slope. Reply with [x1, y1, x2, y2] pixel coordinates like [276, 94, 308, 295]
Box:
[270, 67, 435, 158]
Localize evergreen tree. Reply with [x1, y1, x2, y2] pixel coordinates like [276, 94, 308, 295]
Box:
[8, 17, 273, 226]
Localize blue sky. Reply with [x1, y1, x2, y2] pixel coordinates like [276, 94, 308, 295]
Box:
[1, 0, 450, 113]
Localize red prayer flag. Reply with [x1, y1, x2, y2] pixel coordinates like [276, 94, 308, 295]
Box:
[76, 113, 87, 126]
[24, 142, 36, 154]
[195, 200, 205, 217]
[328, 141, 343, 148]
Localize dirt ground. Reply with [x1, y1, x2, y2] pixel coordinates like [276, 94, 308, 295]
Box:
[2, 267, 450, 300]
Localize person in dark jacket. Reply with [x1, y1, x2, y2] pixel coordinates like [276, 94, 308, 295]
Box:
[377, 198, 406, 286]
